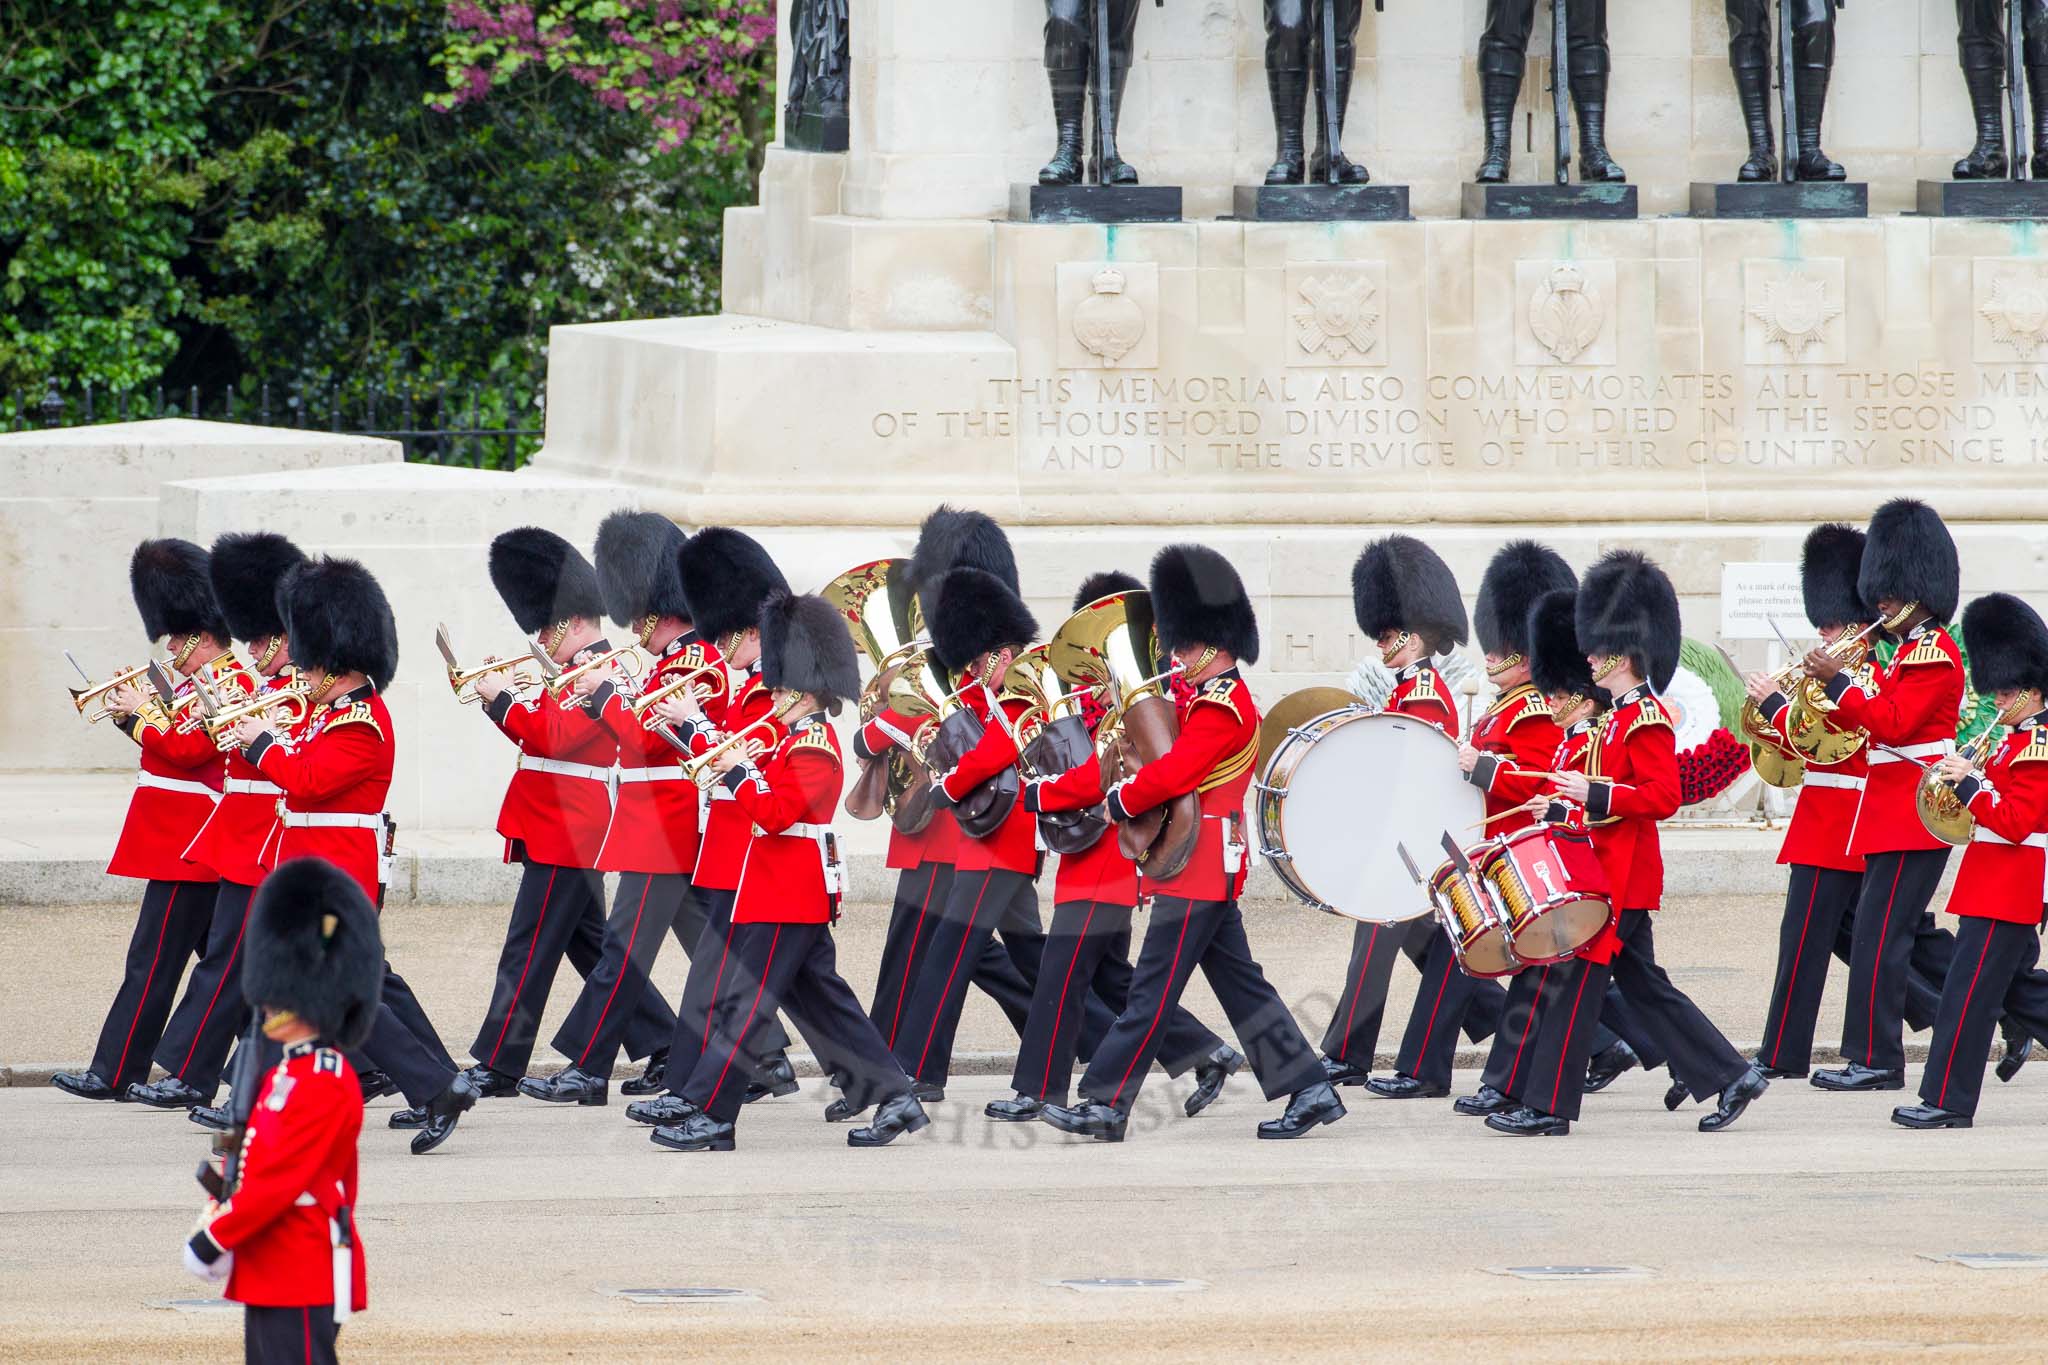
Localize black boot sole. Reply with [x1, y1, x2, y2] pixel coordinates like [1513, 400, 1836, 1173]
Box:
[1892, 1111, 1972, 1130]
[848, 1110, 930, 1148]
[651, 1131, 736, 1152]
[1258, 1104, 1346, 1140]
[984, 1104, 1042, 1123]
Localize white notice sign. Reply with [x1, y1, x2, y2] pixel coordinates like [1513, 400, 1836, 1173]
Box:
[1721, 563, 1805, 641]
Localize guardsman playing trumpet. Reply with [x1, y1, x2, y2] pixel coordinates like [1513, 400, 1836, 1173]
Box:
[646, 592, 932, 1152]
[1320, 535, 1474, 1094]
[1042, 544, 1343, 1143]
[54, 540, 230, 1104]
[130, 533, 308, 1112]
[1894, 593, 2048, 1130]
[524, 512, 713, 1106]
[1801, 499, 1970, 1093]
[625, 527, 805, 1125]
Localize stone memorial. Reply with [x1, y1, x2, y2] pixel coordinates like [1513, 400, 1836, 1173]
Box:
[1015, 0, 1185, 223]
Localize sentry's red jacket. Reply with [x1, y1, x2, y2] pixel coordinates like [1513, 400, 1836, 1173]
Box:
[184, 667, 293, 887]
[1104, 670, 1260, 902]
[1823, 624, 1965, 857]
[587, 634, 722, 875]
[109, 656, 231, 882]
[728, 715, 843, 925]
[485, 655, 618, 869]
[1948, 720, 2048, 925]
[248, 686, 392, 905]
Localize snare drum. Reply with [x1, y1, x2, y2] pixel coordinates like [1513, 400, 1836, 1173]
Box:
[1426, 852, 1519, 979]
[1476, 825, 1613, 964]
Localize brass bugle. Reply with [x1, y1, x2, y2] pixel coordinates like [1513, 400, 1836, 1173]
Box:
[627, 663, 725, 726]
[446, 655, 538, 705]
[683, 717, 781, 784]
[545, 646, 643, 702]
[200, 686, 311, 750]
[68, 663, 158, 723]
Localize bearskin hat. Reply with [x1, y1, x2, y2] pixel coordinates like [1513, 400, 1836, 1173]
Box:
[759, 591, 861, 707]
[1073, 570, 1143, 614]
[1963, 593, 2048, 696]
[130, 538, 227, 643]
[277, 557, 399, 691]
[1860, 498, 1960, 624]
[594, 510, 690, 628]
[489, 528, 603, 634]
[242, 857, 384, 1050]
[208, 533, 307, 643]
[1576, 549, 1682, 690]
[908, 505, 1018, 596]
[1800, 523, 1871, 632]
[929, 567, 1039, 672]
[1475, 540, 1576, 659]
[1150, 543, 1259, 665]
[1528, 590, 1595, 700]
[678, 526, 790, 642]
[1351, 535, 1469, 652]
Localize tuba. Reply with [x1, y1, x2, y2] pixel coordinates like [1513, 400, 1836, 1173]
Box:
[1050, 589, 1199, 880]
[820, 558, 944, 831]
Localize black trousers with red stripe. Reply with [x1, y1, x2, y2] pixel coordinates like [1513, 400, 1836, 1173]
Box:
[1839, 848, 1954, 1071]
[244, 1302, 339, 1365]
[1500, 953, 1609, 1119]
[1480, 965, 1664, 1096]
[868, 861, 1040, 1053]
[153, 879, 256, 1098]
[662, 888, 795, 1091]
[1010, 899, 1227, 1103]
[357, 966, 460, 1107]
[550, 871, 700, 1077]
[1393, 924, 1509, 1089]
[1320, 915, 1432, 1067]
[89, 878, 217, 1090]
[1080, 897, 1324, 1111]
[893, 868, 1045, 1086]
[1919, 917, 2048, 1117]
[678, 920, 914, 1124]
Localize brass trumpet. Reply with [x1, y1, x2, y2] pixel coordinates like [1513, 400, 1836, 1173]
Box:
[544, 646, 643, 702]
[434, 624, 539, 705]
[627, 663, 725, 727]
[682, 716, 781, 785]
[66, 658, 160, 724]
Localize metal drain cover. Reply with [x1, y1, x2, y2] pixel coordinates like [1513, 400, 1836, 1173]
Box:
[610, 1286, 760, 1305]
[1493, 1265, 1650, 1281]
[1922, 1253, 2048, 1270]
[148, 1298, 240, 1313]
[1056, 1277, 1205, 1293]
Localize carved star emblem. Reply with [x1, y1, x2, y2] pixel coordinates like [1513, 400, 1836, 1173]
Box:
[1982, 269, 2048, 359]
[1291, 274, 1381, 364]
[1748, 269, 1841, 360]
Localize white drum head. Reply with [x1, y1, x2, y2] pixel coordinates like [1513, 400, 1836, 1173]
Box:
[1264, 711, 1482, 924]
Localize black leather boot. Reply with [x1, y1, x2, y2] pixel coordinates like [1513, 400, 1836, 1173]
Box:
[1184, 1045, 1242, 1118]
[1891, 1102, 1972, 1129]
[1811, 1062, 1905, 1091]
[1998, 1021, 2035, 1082]
[1733, 64, 1777, 182]
[1454, 1084, 1513, 1116]
[1365, 1072, 1447, 1100]
[823, 1096, 868, 1123]
[625, 1094, 697, 1126]
[411, 1071, 480, 1155]
[459, 1064, 521, 1099]
[387, 1105, 428, 1130]
[1040, 1098, 1129, 1143]
[127, 1077, 209, 1109]
[1794, 65, 1846, 180]
[1308, 52, 1369, 184]
[619, 1050, 667, 1097]
[518, 1066, 608, 1106]
[742, 1053, 799, 1104]
[1321, 1053, 1370, 1087]
[1486, 1105, 1569, 1136]
[51, 1071, 121, 1101]
[1264, 65, 1309, 185]
[1699, 1066, 1769, 1133]
[190, 1104, 231, 1132]
[651, 1112, 736, 1152]
[1955, 61, 2009, 179]
[1571, 74, 1626, 182]
[1038, 70, 1088, 186]
[1584, 1041, 1640, 1093]
[1256, 1081, 1346, 1139]
[2031, 64, 2048, 177]
[1475, 71, 1521, 183]
[848, 1091, 930, 1147]
[985, 1092, 1044, 1122]
[356, 1069, 397, 1102]
[1088, 63, 1140, 186]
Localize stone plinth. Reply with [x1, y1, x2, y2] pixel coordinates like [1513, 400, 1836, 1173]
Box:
[1232, 184, 1412, 222]
[1690, 181, 1870, 219]
[1461, 183, 1639, 220]
[1010, 183, 1185, 225]
[1916, 179, 2048, 218]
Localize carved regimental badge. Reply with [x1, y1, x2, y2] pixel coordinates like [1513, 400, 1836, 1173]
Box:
[1291, 273, 1381, 365]
[1981, 268, 2048, 360]
[1528, 263, 1604, 364]
[1747, 268, 1842, 361]
[1071, 267, 1147, 368]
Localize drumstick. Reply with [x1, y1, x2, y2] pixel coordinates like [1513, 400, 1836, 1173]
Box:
[1468, 808, 1532, 832]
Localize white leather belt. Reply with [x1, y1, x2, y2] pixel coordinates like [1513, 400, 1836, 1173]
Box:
[1977, 830, 2048, 849]
[616, 767, 687, 784]
[1802, 772, 1865, 791]
[281, 811, 384, 830]
[224, 778, 283, 796]
[707, 787, 737, 802]
[780, 822, 832, 839]
[1870, 741, 1951, 766]
[518, 755, 613, 783]
[136, 773, 218, 800]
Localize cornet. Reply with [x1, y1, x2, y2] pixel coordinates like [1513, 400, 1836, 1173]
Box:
[627, 663, 725, 728]
[545, 647, 643, 703]
[435, 624, 539, 705]
[66, 659, 159, 724]
[194, 679, 311, 750]
[683, 717, 781, 785]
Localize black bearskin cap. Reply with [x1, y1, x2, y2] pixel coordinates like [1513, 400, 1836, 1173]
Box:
[678, 527, 790, 642]
[1576, 549, 1682, 691]
[489, 528, 603, 634]
[908, 505, 1018, 596]
[242, 857, 384, 1050]
[1528, 590, 1595, 700]
[1475, 540, 1576, 658]
[1351, 535, 1469, 651]
[1963, 593, 2048, 696]
[759, 591, 861, 706]
[1860, 498, 1960, 623]
[209, 533, 307, 643]
[1150, 544, 1259, 665]
[130, 538, 227, 643]
[1073, 570, 1143, 614]
[594, 510, 690, 627]
[929, 567, 1039, 671]
[277, 557, 399, 691]
[1800, 523, 1871, 631]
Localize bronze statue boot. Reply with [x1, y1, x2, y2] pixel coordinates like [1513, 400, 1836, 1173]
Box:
[2033, 65, 2048, 177]
[1264, 65, 1309, 184]
[1038, 71, 1088, 186]
[1308, 56, 1370, 184]
[1086, 62, 1140, 185]
[1793, 66, 1845, 180]
[1570, 75, 1626, 182]
[1954, 62, 2008, 178]
[1474, 71, 1520, 183]
[1732, 63, 1777, 182]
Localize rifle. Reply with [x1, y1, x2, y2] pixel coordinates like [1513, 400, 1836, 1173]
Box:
[196, 1017, 265, 1202]
[2011, 0, 2028, 181]
[1552, 0, 1572, 184]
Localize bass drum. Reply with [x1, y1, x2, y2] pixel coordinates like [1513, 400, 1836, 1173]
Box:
[1254, 708, 1481, 924]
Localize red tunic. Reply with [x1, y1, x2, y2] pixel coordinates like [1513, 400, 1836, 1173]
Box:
[1105, 671, 1261, 902]
[1386, 662, 1461, 740]
[1027, 732, 1138, 908]
[247, 687, 393, 905]
[109, 656, 232, 883]
[1947, 721, 2048, 925]
[727, 716, 844, 925]
[485, 651, 620, 869]
[1754, 683, 1868, 874]
[185, 668, 296, 887]
[587, 635, 722, 875]
[1465, 683, 1563, 835]
[1519, 719, 1620, 962]
[690, 668, 775, 892]
[197, 1043, 366, 1311]
[937, 686, 1038, 876]
[1577, 686, 1681, 956]
[855, 709, 957, 869]
[1822, 624, 1965, 857]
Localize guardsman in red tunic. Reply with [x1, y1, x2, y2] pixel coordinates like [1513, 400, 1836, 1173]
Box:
[1318, 535, 1476, 1093]
[1803, 498, 1972, 1091]
[1895, 594, 2048, 1128]
[55, 540, 229, 1103]
[1042, 544, 1342, 1143]
[184, 858, 381, 1365]
[467, 528, 671, 1097]
[647, 593, 930, 1152]
[1489, 553, 1767, 1137]
[525, 512, 715, 1105]
[233, 556, 474, 1155]
[131, 534, 309, 1111]
[990, 571, 1241, 1124]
